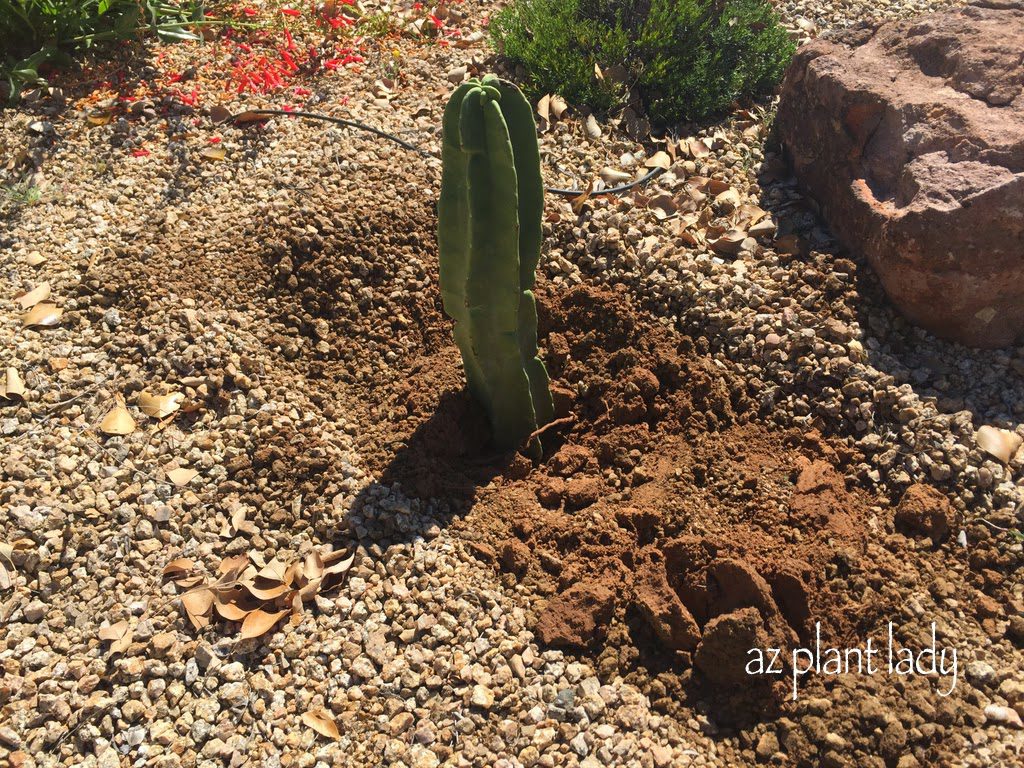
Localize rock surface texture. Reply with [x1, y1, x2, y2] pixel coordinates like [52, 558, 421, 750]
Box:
[777, 1, 1024, 347]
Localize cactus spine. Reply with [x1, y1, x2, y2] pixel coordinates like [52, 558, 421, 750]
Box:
[438, 75, 554, 452]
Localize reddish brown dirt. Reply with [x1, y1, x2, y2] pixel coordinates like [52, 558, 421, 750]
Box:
[349, 280, 903, 707]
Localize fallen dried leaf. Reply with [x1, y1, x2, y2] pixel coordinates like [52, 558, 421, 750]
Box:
[709, 230, 748, 256]
[22, 302, 63, 328]
[549, 95, 568, 120]
[584, 114, 601, 141]
[181, 588, 214, 630]
[15, 282, 51, 310]
[217, 554, 250, 576]
[571, 181, 594, 216]
[138, 389, 184, 419]
[99, 620, 133, 654]
[976, 425, 1022, 464]
[257, 557, 289, 582]
[302, 709, 341, 740]
[200, 145, 226, 161]
[536, 94, 550, 129]
[240, 608, 288, 639]
[687, 138, 711, 158]
[304, 551, 325, 581]
[2, 367, 25, 400]
[100, 396, 136, 436]
[644, 151, 671, 171]
[25, 251, 46, 266]
[322, 549, 355, 577]
[166, 467, 198, 486]
[162, 558, 196, 579]
[209, 105, 232, 123]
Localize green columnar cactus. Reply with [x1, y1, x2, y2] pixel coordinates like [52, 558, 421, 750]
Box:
[438, 75, 555, 453]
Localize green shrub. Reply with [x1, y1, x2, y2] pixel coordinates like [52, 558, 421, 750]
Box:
[490, 0, 795, 124]
[0, 0, 205, 99]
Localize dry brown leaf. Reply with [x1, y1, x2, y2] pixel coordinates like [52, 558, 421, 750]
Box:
[304, 551, 325, 581]
[706, 179, 731, 195]
[87, 111, 113, 126]
[647, 194, 677, 220]
[687, 138, 711, 158]
[2, 367, 25, 400]
[99, 620, 133, 654]
[714, 188, 741, 213]
[213, 588, 259, 621]
[299, 577, 322, 602]
[217, 554, 250, 576]
[302, 709, 341, 740]
[570, 180, 594, 216]
[257, 557, 289, 582]
[25, 251, 46, 266]
[22, 302, 63, 328]
[549, 95, 568, 120]
[644, 151, 671, 171]
[536, 94, 550, 129]
[593, 62, 604, 80]
[322, 549, 355, 577]
[100, 395, 136, 436]
[200, 145, 226, 161]
[710, 230, 748, 256]
[240, 608, 288, 640]
[166, 467, 198, 486]
[138, 389, 184, 419]
[181, 588, 214, 630]
[976, 425, 1022, 464]
[162, 558, 195, 579]
[288, 591, 304, 627]
[15, 282, 51, 310]
[209, 105, 232, 124]
[0, 560, 11, 590]
[748, 218, 776, 238]
[233, 110, 270, 124]
[282, 562, 302, 587]
[583, 114, 602, 141]
[246, 581, 291, 600]
[98, 620, 128, 640]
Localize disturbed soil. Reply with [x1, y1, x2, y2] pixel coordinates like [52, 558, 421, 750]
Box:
[2, 1, 1022, 766]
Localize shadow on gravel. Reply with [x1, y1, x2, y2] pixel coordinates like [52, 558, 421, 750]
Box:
[346, 388, 510, 545]
[756, 165, 1024, 430]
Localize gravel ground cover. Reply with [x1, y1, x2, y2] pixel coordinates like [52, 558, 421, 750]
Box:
[1, 1, 1022, 767]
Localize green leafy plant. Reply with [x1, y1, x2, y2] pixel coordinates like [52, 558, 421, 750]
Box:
[437, 75, 555, 454]
[0, 0, 206, 99]
[490, 0, 795, 124]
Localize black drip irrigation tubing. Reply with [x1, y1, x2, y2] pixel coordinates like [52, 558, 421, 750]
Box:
[228, 108, 667, 198]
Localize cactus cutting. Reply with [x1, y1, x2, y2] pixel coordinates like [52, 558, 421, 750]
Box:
[437, 74, 555, 453]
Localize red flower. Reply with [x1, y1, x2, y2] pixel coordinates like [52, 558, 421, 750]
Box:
[282, 105, 295, 112]
[281, 7, 301, 16]
[208, 136, 222, 144]
[294, 87, 311, 96]
[242, 7, 257, 16]
[323, 58, 342, 70]
[132, 149, 151, 157]
[412, 1, 422, 8]
[430, 13, 443, 28]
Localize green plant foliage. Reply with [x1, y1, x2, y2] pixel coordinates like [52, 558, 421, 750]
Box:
[490, 0, 795, 124]
[438, 75, 555, 454]
[0, 0, 205, 99]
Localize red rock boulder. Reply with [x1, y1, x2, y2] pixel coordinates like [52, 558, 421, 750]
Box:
[776, 1, 1024, 347]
